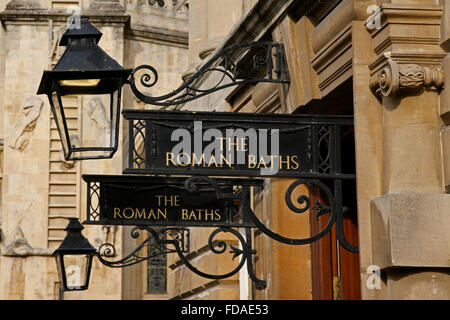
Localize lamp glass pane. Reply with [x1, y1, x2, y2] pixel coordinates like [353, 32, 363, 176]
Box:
[50, 92, 71, 158]
[62, 254, 90, 290]
[109, 89, 120, 149]
[55, 254, 65, 286]
[69, 89, 120, 160]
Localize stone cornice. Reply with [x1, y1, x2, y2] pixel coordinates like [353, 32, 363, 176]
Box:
[125, 24, 188, 48]
[367, 4, 447, 99]
[312, 0, 375, 54]
[367, 3, 444, 59]
[0, 9, 130, 26]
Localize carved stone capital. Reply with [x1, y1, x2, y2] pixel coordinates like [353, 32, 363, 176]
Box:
[370, 59, 444, 98]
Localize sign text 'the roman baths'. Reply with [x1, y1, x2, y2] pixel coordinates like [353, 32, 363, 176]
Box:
[165, 121, 301, 175]
[112, 195, 223, 222]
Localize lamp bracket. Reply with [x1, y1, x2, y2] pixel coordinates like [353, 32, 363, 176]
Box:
[127, 41, 290, 109]
[92, 175, 358, 289]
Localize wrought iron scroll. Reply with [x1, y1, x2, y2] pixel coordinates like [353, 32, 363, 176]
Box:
[127, 41, 290, 108]
[90, 175, 357, 289]
[89, 114, 358, 287]
[97, 226, 189, 268]
[178, 176, 266, 288]
[246, 179, 336, 246]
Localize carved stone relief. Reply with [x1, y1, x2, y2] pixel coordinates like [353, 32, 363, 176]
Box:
[141, 0, 188, 12]
[2, 226, 52, 256]
[88, 97, 109, 130]
[2, 205, 53, 256]
[9, 96, 43, 151]
[60, 134, 81, 169]
[370, 56, 445, 99]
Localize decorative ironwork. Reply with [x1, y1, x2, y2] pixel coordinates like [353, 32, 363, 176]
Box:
[248, 179, 335, 246]
[318, 125, 331, 174]
[89, 170, 357, 288]
[127, 42, 290, 108]
[129, 120, 146, 169]
[97, 226, 189, 268]
[87, 182, 101, 222]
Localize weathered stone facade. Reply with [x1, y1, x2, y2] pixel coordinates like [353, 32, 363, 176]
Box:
[0, 0, 449, 300]
[0, 0, 188, 299]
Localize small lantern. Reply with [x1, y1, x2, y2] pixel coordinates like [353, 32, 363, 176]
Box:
[37, 16, 132, 160]
[54, 218, 97, 291]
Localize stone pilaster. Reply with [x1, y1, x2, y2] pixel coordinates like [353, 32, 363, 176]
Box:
[367, 2, 450, 299]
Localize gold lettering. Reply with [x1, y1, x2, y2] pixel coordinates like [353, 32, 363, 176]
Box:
[205, 209, 214, 221]
[257, 156, 268, 168]
[214, 209, 221, 220]
[123, 208, 134, 219]
[114, 207, 122, 219]
[269, 155, 278, 169]
[182, 208, 189, 220]
[166, 152, 176, 166]
[147, 208, 157, 219]
[291, 155, 299, 170]
[174, 195, 180, 207]
[164, 196, 174, 206]
[135, 208, 146, 219]
[188, 209, 197, 220]
[217, 137, 227, 151]
[279, 156, 290, 169]
[158, 208, 167, 220]
[155, 195, 163, 206]
[177, 153, 190, 167]
[240, 138, 248, 152]
[192, 153, 205, 166]
[220, 153, 232, 168]
[208, 155, 218, 167]
[228, 137, 239, 151]
[248, 154, 257, 168]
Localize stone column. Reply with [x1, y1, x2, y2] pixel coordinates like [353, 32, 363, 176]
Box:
[183, 0, 245, 80]
[368, 3, 450, 299]
[182, 0, 208, 80]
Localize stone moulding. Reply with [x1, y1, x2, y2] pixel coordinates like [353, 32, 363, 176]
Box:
[369, 58, 445, 98]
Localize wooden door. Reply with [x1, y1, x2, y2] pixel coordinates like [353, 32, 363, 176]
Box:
[310, 129, 360, 300]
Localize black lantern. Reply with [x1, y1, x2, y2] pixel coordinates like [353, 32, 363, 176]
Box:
[37, 16, 132, 160]
[54, 218, 97, 291]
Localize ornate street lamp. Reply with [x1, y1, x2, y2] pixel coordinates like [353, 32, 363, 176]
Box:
[37, 16, 132, 160]
[54, 218, 97, 291]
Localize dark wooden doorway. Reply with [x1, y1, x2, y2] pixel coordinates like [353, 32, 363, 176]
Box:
[309, 127, 360, 300]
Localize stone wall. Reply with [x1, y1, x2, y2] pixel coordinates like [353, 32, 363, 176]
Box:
[0, 0, 188, 299]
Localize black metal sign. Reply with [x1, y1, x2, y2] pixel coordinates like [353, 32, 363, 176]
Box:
[83, 174, 262, 228]
[124, 110, 354, 179]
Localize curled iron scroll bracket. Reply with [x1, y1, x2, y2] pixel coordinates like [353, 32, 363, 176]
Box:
[127, 41, 290, 108]
[172, 227, 266, 288]
[94, 176, 357, 289]
[245, 178, 358, 252]
[96, 226, 189, 268]
[246, 179, 337, 246]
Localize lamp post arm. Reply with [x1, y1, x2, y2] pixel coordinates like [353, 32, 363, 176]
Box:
[126, 41, 290, 108]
